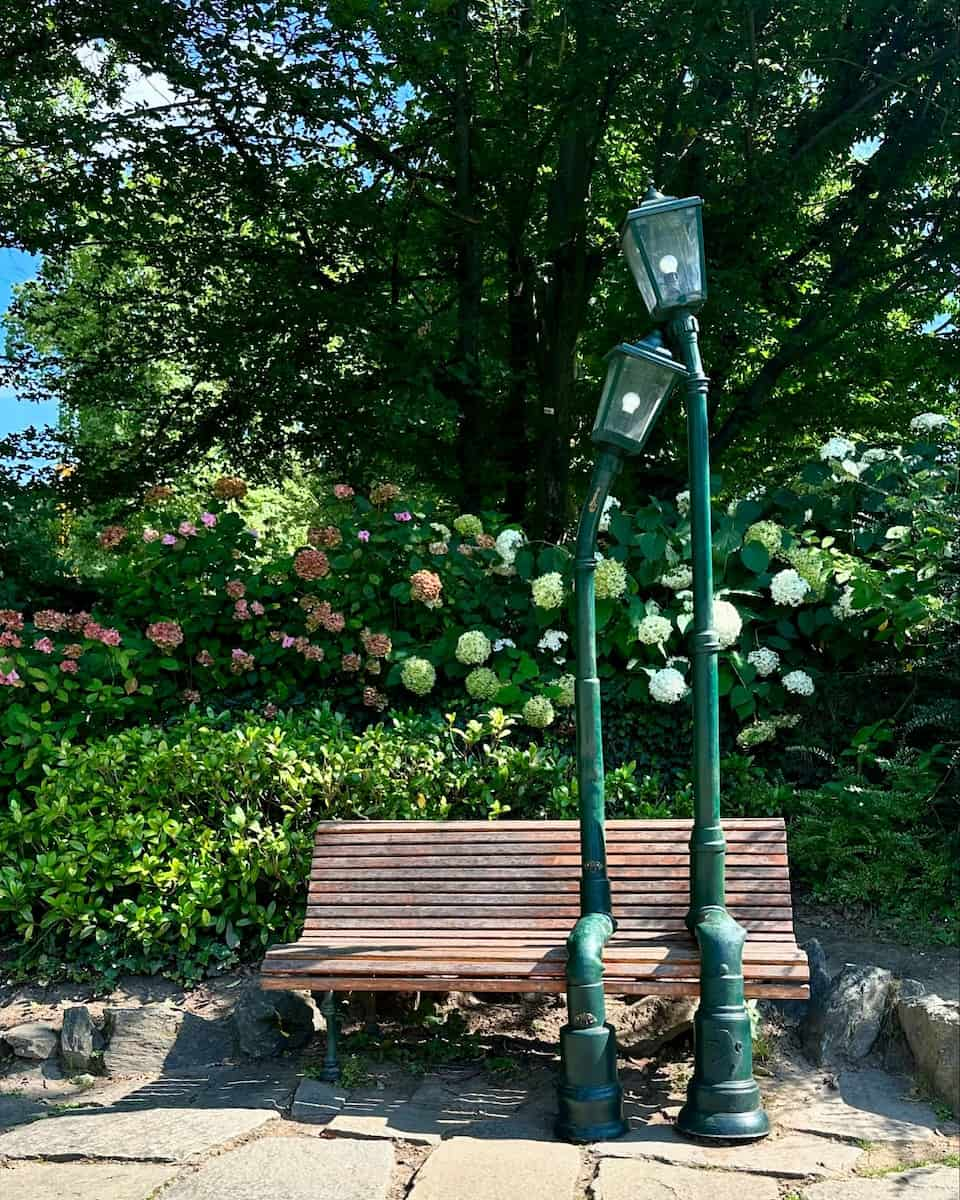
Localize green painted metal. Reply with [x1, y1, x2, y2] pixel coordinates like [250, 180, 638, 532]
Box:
[318, 990, 341, 1082]
[667, 312, 769, 1142]
[556, 447, 628, 1143]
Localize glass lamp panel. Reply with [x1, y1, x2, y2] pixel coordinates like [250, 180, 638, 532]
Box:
[595, 351, 678, 450]
[634, 205, 704, 312]
[621, 224, 658, 315]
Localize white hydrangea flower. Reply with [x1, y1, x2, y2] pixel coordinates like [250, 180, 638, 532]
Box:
[713, 599, 743, 649]
[770, 568, 810, 607]
[910, 412, 949, 434]
[637, 614, 673, 645]
[598, 495, 621, 533]
[495, 528, 525, 564]
[465, 667, 500, 701]
[555, 673, 576, 707]
[649, 667, 688, 704]
[660, 565, 693, 590]
[676, 589, 694, 613]
[747, 648, 780, 677]
[744, 521, 783, 557]
[819, 436, 855, 461]
[531, 572, 565, 609]
[430, 522, 451, 541]
[493, 637, 516, 652]
[832, 586, 856, 620]
[860, 447, 890, 464]
[455, 630, 492, 665]
[594, 556, 628, 600]
[782, 669, 815, 696]
[676, 490, 690, 516]
[666, 655, 690, 669]
[400, 657, 436, 696]
[885, 525, 909, 541]
[537, 629, 568, 654]
[523, 695, 555, 728]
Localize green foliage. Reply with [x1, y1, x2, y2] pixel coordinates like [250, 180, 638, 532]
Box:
[0, 705, 669, 980]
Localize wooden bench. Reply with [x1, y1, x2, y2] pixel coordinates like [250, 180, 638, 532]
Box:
[261, 818, 810, 999]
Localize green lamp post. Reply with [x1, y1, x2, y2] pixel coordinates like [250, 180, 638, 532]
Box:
[557, 331, 687, 1143]
[621, 185, 770, 1140]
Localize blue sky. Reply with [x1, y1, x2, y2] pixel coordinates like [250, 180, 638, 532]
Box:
[0, 247, 59, 442]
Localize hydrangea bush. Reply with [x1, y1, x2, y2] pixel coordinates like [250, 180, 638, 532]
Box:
[0, 416, 956, 791]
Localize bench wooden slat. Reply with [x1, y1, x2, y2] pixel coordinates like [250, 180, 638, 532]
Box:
[263, 818, 808, 1000]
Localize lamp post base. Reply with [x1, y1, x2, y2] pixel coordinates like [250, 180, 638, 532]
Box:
[676, 1083, 770, 1141]
[555, 1021, 628, 1143]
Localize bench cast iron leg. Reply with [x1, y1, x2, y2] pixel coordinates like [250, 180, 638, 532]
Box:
[316, 990, 340, 1082]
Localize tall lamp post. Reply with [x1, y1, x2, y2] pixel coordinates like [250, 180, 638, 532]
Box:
[557, 332, 687, 1143]
[621, 186, 770, 1140]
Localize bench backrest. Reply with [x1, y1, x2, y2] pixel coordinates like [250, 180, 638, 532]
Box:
[305, 819, 795, 941]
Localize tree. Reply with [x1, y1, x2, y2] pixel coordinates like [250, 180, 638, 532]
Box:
[2, 2, 957, 532]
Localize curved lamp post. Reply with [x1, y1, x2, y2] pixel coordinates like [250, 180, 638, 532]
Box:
[557, 332, 686, 1143]
[621, 186, 770, 1140]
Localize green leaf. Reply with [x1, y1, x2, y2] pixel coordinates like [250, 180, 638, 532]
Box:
[740, 541, 769, 573]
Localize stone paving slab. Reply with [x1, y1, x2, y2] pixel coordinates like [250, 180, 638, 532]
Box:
[159, 1135, 394, 1200]
[289, 1078, 345, 1124]
[595, 1159, 781, 1200]
[408, 1135, 581, 1200]
[325, 1102, 448, 1144]
[0, 1161, 176, 1200]
[594, 1124, 864, 1178]
[801, 1165, 960, 1198]
[0, 1106, 279, 1162]
[779, 1068, 939, 1142]
[0, 1092, 46, 1130]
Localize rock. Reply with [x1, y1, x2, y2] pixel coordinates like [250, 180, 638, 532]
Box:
[408, 1136, 581, 1200]
[594, 1159, 779, 1200]
[801, 1165, 960, 1199]
[2, 1022, 60, 1061]
[0, 1162, 176, 1200]
[897, 992, 959, 1113]
[801, 963, 895, 1065]
[0, 1105, 279, 1162]
[595, 1124, 864, 1178]
[159, 1135, 394, 1200]
[102, 1005, 184, 1077]
[619, 996, 698, 1053]
[60, 1006, 104, 1075]
[232, 985, 316, 1058]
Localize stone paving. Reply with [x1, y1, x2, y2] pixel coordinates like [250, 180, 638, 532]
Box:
[0, 1041, 956, 1199]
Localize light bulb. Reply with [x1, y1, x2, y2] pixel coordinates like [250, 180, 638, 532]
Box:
[658, 254, 678, 274]
[621, 391, 641, 415]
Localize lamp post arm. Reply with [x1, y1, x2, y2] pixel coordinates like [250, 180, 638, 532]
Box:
[573, 446, 622, 919]
[666, 313, 726, 925]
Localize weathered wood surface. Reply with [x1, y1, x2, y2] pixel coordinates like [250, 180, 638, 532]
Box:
[262, 819, 809, 998]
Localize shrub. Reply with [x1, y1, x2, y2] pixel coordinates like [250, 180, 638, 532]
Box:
[0, 706, 673, 980]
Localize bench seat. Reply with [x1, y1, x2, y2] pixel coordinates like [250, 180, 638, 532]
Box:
[261, 818, 810, 1000]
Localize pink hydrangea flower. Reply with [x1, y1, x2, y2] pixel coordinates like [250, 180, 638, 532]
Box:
[33, 637, 55, 654]
[0, 610, 24, 630]
[226, 579, 246, 599]
[162, 534, 177, 546]
[0, 631, 21, 648]
[59, 659, 79, 674]
[178, 521, 197, 537]
[200, 512, 217, 528]
[233, 599, 250, 621]
[333, 484, 354, 500]
[142, 528, 160, 543]
[145, 621, 184, 650]
[251, 601, 265, 616]
[282, 635, 296, 648]
[393, 511, 413, 522]
[358, 530, 371, 543]
[32, 610, 66, 631]
[0, 670, 22, 687]
[196, 650, 214, 667]
[263, 702, 278, 719]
